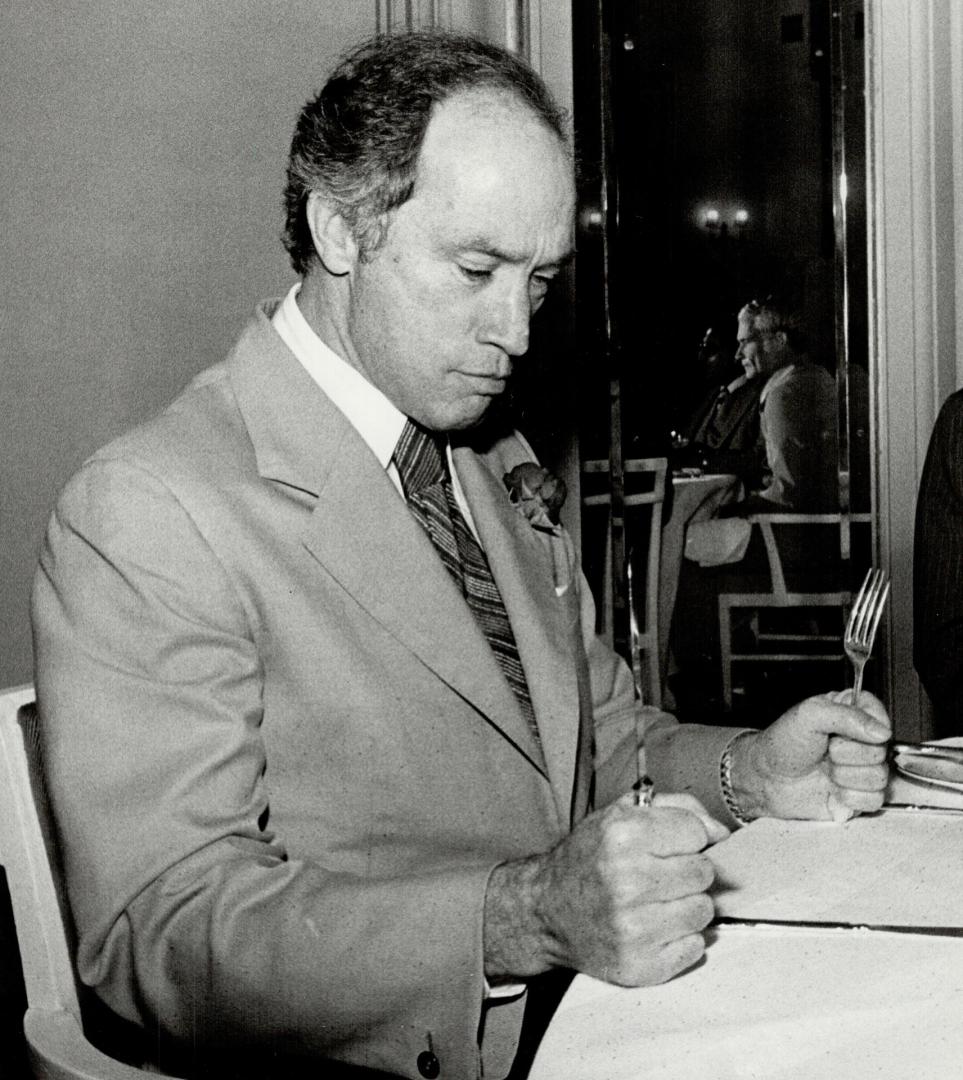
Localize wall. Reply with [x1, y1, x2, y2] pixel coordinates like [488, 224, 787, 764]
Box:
[0, 1, 388, 687]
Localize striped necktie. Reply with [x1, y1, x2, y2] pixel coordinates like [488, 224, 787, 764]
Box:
[704, 385, 731, 445]
[393, 420, 541, 754]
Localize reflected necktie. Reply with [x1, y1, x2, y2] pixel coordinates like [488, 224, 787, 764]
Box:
[705, 385, 730, 445]
[393, 420, 541, 752]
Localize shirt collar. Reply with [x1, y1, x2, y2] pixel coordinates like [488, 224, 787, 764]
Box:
[760, 362, 796, 405]
[271, 283, 406, 470]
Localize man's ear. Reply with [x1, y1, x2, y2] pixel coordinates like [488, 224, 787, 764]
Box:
[305, 192, 358, 275]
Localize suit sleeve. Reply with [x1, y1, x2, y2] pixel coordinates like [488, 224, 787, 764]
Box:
[572, 541, 746, 824]
[914, 392, 963, 729]
[32, 456, 500, 1078]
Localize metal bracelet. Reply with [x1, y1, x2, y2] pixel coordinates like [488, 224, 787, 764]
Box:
[720, 738, 753, 826]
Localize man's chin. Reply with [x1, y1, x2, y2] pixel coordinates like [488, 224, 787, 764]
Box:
[431, 394, 506, 432]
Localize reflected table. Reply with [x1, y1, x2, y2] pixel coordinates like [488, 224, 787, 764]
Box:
[658, 472, 741, 696]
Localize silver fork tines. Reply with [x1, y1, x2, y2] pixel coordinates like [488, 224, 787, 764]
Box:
[844, 568, 891, 705]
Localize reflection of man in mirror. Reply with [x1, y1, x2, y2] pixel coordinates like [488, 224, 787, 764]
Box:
[681, 324, 766, 483]
[732, 296, 838, 512]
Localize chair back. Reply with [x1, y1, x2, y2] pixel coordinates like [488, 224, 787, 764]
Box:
[717, 513, 875, 709]
[0, 684, 169, 1078]
[747, 512, 873, 601]
[581, 458, 668, 707]
[0, 685, 82, 1023]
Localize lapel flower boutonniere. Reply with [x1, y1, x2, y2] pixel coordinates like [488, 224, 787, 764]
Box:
[503, 463, 567, 534]
[504, 463, 575, 595]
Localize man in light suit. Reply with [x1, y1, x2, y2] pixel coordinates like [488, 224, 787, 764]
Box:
[731, 296, 839, 513]
[32, 31, 890, 1080]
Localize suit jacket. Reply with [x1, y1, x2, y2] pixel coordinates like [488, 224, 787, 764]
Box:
[32, 302, 742, 1079]
[914, 389, 963, 735]
[755, 360, 838, 511]
[687, 374, 762, 453]
[685, 374, 765, 481]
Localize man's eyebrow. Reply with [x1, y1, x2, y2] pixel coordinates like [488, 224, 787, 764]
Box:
[455, 239, 576, 268]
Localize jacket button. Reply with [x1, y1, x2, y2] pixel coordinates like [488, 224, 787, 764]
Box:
[417, 1050, 440, 1078]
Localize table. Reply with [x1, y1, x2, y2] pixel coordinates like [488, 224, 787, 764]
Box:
[658, 473, 741, 692]
[530, 774, 963, 1079]
[528, 923, 963, 1080]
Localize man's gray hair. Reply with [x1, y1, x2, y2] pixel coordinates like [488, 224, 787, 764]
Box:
[282, 30, 569, 275]
[739, 295, 807, 353]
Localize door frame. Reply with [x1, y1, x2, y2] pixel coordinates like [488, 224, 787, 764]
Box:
[868, 0, 963, 738]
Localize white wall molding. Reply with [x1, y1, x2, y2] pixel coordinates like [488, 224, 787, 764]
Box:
[954, 0, 963, 386]
[374, 1, 545, 71]
[869, 0, 961, 736]
[376, 0, 453, 33]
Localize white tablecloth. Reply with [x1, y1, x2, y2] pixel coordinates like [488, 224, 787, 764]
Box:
[530, 766, 963, 1080]
[528, 924, 963, 1080]
[658, 473, 741, 687]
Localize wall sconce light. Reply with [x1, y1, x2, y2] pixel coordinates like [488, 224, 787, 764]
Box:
[699, 204, 751, 238]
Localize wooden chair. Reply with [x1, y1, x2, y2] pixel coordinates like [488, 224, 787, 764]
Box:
[581, 458, 668, 707]
[717, 513, 873, 709]
[0, 684, 179, 1079]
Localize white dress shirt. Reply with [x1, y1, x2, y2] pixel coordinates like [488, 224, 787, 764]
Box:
[271, 284, 481, 539]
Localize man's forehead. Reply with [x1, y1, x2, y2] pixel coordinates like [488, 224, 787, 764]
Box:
[419, 89, 572, 183]
[407, 92, 575, 259]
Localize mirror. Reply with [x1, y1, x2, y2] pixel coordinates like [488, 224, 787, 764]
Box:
[572, 0, 874, 724]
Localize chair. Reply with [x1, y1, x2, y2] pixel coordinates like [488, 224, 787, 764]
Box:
[0, 684, 177, 1079]
[581, 458, 668, 707]
[717, 513, 873, 709]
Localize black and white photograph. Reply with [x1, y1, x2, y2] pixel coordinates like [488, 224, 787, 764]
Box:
[1, 2, 962, 1077]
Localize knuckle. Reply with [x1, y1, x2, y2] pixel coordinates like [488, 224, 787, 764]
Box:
[598, 819, 632, 862]
[690, 853, 716, 890]
[649, 808, 706, 853]
[671, 852, 715, 893]
[676, 931, 708, 969]
[655, 933, 706, 983]
[667, 854, 712, 895]
[685, 892, 716, 931]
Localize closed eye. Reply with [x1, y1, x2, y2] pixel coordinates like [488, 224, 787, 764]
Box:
[459, 265, 493, 282]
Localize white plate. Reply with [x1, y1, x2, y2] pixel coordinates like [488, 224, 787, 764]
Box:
[894, 756, 963, 791]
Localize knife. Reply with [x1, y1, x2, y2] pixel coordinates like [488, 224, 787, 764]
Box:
[714, 915, 963, 936]
[891, 742, 963, 763]
[626, 552, 654, 807]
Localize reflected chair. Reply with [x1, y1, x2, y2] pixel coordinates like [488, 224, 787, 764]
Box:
[717, 513, 873, 709]
[0, 684, 179, 1079]
[581, 458, 668, 707]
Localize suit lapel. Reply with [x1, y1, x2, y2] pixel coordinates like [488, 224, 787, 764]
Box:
[227, 308, 546, 775]
[453, 448, 582, 822]
[304, 441, 546, 772]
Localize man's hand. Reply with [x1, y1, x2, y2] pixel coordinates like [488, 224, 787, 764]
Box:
[729, 691, 891, 823]
[483, 794, 728, 987]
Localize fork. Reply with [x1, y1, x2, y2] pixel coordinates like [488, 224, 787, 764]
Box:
[843, 568, 891, 705]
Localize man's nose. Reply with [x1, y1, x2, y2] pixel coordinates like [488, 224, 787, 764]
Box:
[479, 285, 531, 357]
